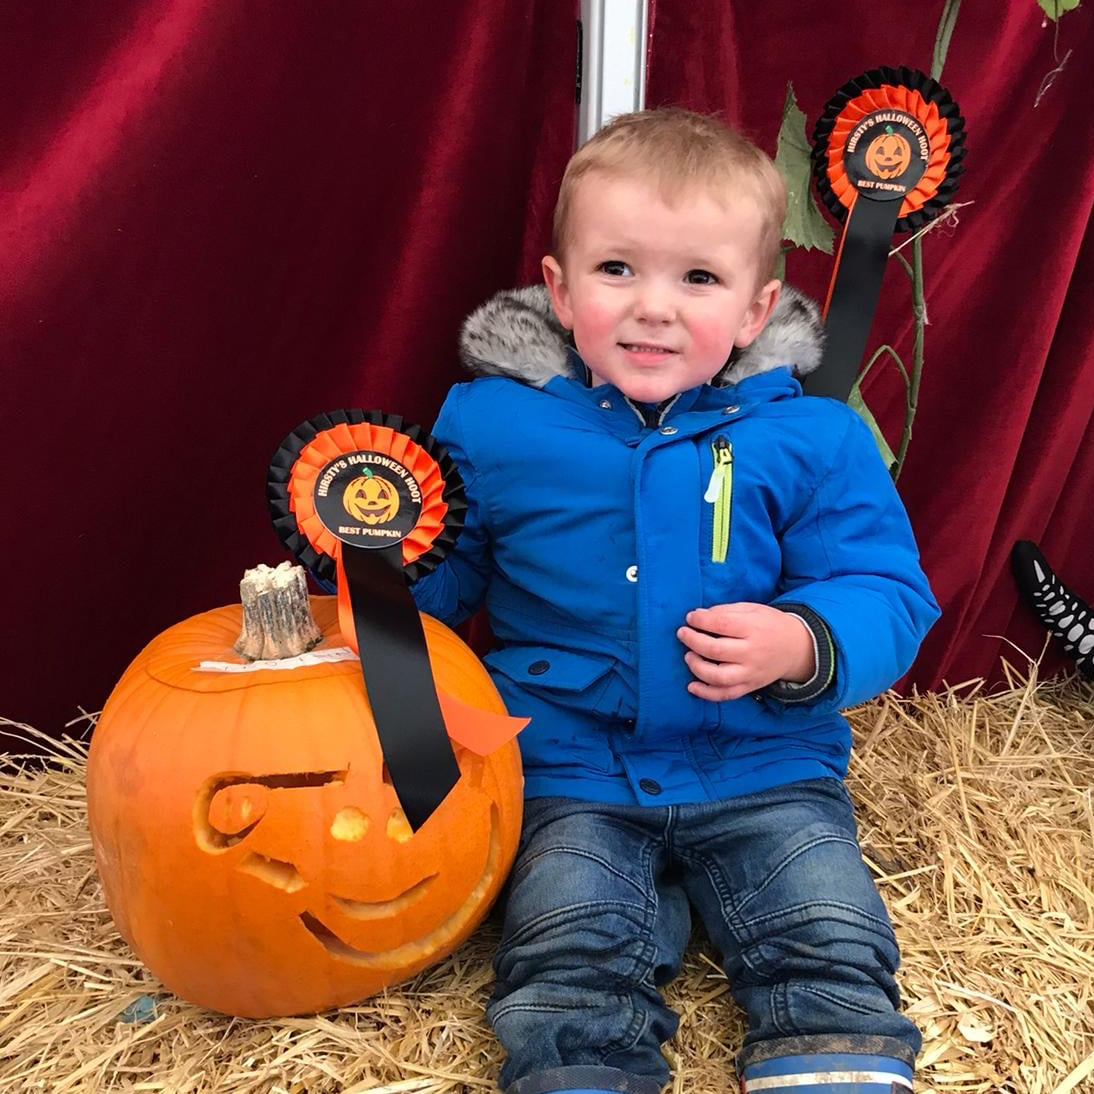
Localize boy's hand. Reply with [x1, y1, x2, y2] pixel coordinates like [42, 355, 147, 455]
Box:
[676, 603, 815, 701]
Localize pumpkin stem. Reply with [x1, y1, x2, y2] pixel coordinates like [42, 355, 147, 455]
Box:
[235, 563, 323, 661]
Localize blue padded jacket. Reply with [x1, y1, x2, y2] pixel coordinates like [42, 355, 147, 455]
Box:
[411, 286, 940, 805]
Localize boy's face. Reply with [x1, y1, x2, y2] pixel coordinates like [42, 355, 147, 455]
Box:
[543, 174, 780, 404]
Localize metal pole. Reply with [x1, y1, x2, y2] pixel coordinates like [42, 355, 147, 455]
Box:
[577, 0, 648, 145]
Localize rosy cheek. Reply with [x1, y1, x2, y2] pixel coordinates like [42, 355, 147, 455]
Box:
[687, 315, 738, 358]
[570, 299, 619, 352]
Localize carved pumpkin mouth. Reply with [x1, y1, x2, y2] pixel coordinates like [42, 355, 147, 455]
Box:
[192, 768, 500, 971]
[327, 873, 437, 919]
[297, 803, 500, 968]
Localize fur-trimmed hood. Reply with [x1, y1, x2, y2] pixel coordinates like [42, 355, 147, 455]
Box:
[458, 283, 825, 389]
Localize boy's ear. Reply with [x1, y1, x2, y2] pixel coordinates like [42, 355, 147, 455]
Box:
[542, 255, 574, 330]
[734, 279, 782, 349]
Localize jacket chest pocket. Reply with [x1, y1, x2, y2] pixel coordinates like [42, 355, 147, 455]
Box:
[484, 645, 632, 718]
[703, 435, 734, 564]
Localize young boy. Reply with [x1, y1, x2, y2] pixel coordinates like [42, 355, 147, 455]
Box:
[410, 109, 939, 1094]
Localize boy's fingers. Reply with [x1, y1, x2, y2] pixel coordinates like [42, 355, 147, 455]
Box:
[684, 651, 749, 688]
[676, 626, 747, 661]
[688, 680, 754, 702]
[686, 604, 756, 637]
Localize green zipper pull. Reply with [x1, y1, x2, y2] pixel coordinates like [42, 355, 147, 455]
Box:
[707, 435, 733, 563]
[704, 436, 730, 501]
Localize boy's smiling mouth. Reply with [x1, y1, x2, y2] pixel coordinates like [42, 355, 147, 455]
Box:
[619, 342, 678, 355]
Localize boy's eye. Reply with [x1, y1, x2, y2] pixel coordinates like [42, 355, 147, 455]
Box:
[685, 269, 719, 285]
[597, 260, 632, 277]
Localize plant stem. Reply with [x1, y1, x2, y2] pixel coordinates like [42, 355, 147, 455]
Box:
[891, 0, 961, 480]
[894, 238, 926, 481]
[932, 0, 963, 80]
[859, 344, 910, 394]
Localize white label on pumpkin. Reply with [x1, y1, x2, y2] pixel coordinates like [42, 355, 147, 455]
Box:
[194, 646, 359, 673]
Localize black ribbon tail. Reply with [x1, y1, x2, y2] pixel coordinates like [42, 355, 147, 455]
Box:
[342, 542, 461, 830]
[804, 198, 902, 403]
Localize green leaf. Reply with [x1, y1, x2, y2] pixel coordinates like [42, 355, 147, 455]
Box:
[773, 83, 834, 255]
[1037, 0, 1081, 20]
[848, 384, 897, 472]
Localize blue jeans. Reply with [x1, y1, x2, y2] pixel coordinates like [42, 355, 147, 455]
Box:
[486, 779, 920, 1094]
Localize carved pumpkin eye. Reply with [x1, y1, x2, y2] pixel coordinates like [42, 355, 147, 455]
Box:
[386, 807, 414, 843]
[331, 807, 370, 841]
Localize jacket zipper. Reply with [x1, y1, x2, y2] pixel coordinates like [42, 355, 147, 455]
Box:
[704, 435, 733, 563]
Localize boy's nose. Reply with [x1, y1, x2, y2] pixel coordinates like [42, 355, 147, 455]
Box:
[633, 286, 675, 324]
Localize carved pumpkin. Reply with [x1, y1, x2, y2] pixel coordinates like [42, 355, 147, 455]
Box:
[87, 595, 523, 1018]
[865, 131, 912, 179]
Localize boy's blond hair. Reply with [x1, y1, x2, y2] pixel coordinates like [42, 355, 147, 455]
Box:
[552, 108, 787, 285]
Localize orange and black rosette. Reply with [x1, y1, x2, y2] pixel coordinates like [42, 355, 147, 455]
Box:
[266, 410, 507, 831]
[267, 409, 466, 587]
[804, 67, 966, 402]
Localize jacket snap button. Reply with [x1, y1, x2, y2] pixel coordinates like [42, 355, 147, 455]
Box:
[622, 718, 636, 733]
[723, 405, 740, 415]
[528, 660, 550, 675]
[659, 426, 678, 435]
[625, 565, 638, 582]
[638, 778, 662, 796]
[599, 399, 612, 409]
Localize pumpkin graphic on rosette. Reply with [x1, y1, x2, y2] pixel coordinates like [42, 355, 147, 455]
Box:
[343, 471, 400, 525]
[864, 130, 912, 179]
[86, 411, 527, 1018]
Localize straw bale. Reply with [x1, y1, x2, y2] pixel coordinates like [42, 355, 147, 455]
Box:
[2, 663, 1093, 1093]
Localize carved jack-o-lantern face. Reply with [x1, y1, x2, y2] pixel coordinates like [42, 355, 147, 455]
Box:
[342, 474, 400, 525]
[87, 597, 522, 1018]
[864, 131, 912, 179]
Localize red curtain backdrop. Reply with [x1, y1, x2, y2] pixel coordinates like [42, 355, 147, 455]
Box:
[0, 1, 577, 741]
[648, 0, 1094, 693]
[4, 1, 1093, 739]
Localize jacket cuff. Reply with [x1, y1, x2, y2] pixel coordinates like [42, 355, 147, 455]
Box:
[764, 603, 836, 704]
